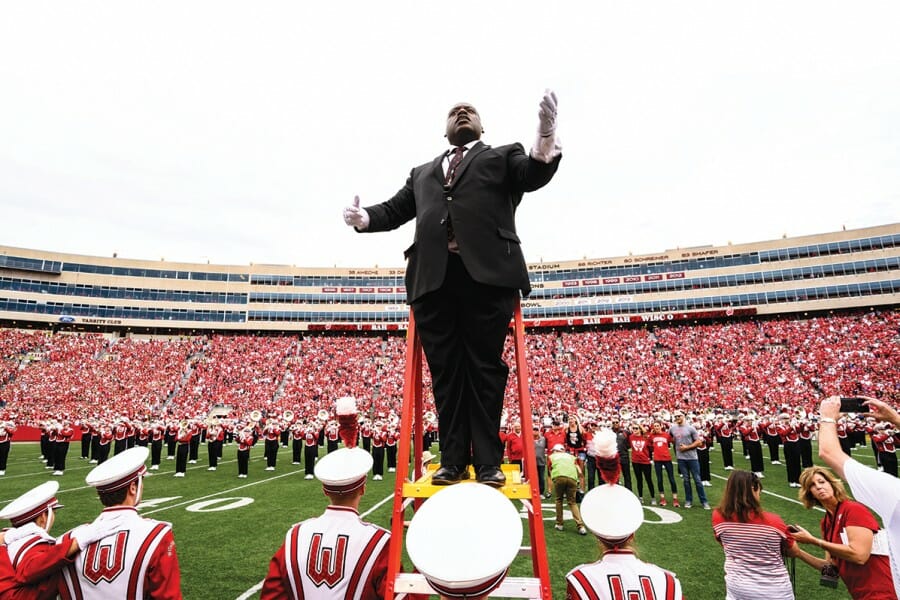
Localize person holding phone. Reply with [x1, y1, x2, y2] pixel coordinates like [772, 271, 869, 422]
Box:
[814, 395, 900, 595]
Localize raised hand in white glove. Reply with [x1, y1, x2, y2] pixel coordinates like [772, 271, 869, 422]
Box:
[72, 512, 128, 550]
[537, 89, 558, 137]
[343, 196, 370, 231]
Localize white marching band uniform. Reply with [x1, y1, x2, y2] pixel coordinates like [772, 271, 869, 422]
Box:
[59, 507, 178, 600]
[566, 551, 681, 600]
[266, 506, 390, 600]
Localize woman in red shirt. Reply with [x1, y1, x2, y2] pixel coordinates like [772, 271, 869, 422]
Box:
[649, 421, 679, 507]
[628, 423, 655, 505]
[791, 466, 896, 599]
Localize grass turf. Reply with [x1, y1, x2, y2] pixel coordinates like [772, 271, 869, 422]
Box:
[1, 441, 869, 599]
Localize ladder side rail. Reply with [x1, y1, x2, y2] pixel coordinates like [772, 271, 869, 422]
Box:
[510, 299, 552, 599]
[386, 312, 423, 599]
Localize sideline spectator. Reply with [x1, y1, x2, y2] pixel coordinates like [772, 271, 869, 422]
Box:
[549, 444, 586, 535]
[712, 470, 805, 599]
[814, 395, 900, 594]
[670, 411, 710, 510]
[790, 466, 896, 599]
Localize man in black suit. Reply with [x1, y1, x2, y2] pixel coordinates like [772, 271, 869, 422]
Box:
[343, 91, 561, 487]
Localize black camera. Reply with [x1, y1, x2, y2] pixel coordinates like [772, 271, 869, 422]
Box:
[820, 563, 840, 588]
[839, 396, 868, 413]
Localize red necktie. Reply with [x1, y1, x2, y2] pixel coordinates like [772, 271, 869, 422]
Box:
[444, 147, 465, 248]
[445, 146, 465, 185]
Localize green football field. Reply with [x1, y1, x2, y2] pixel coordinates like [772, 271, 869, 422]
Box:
[1, 441, 868, 599]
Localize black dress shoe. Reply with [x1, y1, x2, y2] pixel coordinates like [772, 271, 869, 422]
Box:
[432, 465, 469, 485]
[475, 465, 506, 488]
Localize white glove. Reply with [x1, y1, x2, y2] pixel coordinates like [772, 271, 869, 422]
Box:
[537, 89, 558, 137]
[343, 195, 370, 230]
[72, 513, 127, 549]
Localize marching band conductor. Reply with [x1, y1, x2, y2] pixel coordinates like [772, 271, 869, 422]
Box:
[343, 90, 562, 487]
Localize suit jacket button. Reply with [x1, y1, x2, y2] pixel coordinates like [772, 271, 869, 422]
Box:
[446, 196, 453, 202]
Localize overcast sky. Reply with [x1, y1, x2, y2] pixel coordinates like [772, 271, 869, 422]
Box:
[1, 1, 898, 270]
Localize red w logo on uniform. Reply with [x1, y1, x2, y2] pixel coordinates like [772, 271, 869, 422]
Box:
[83, 531, 129, 584]
[306, 533, 348, 588]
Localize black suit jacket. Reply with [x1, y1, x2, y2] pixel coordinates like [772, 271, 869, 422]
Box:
[362, 141, 561, 303]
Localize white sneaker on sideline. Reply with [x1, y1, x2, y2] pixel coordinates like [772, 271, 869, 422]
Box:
[150, 465, 159, 470]
[304, 474, 314, 480]
[174, 472, 185, 478]
[373, 474, 383, 481]
[265, 466, 275, 471]
[208, 467, 216, 471]
[724, 466, 734, 470]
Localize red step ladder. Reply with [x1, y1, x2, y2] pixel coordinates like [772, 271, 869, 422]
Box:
[385, 299, 552, 599]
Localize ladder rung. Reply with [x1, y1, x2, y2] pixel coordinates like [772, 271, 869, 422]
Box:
[394, 573, 544, 599]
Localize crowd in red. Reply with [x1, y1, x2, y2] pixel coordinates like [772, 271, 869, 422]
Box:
[0, 309, 896, 428]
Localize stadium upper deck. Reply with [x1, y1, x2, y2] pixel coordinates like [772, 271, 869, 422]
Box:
[1, 223, 897, 333]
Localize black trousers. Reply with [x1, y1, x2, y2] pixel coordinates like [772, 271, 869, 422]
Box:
[97, 443, 110, 464]
[208, 441, 222, 467]
[619, 456, 633, 491]
[799, 438, 813, 468]
[238, 449, 250, 475]
[176, 442, 190, 474]
[151, 440, 163, 466]
[411, 253, 516, 467]
[292, 440, 303, 463]
[81, 434, 92, 459]
[718, 437, 734, 468]
[632, 462, 654, 500]
[784, 440, 801, 484]
[747, 440, 764, 473]
[765, 434, 781, 462]
[114, 439, 127, 455]
[880, 451, 898, 477]
[304, 445, 318, 475]
[0, 440, 10, 470]
[371, 446, 385, 477]
[189, 435, 200, 461]
[386, 445, 397, 469]
[698, 448, 711, 481]
[53, 442, 70, 471]
[265, 439, 279, 467]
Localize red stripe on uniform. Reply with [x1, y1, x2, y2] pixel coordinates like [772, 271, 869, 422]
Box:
[288, 524, 305, 600]
[11, 536, 42, 569]
[572, 570, 601, 600]
[127, 523, 167, 599]
[665, 572, 676, 600]
[344, 528, 387, 600]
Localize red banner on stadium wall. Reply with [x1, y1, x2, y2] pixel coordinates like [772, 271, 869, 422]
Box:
[623, 276, 641, 283]
[359, 287, 374, 293]
[521, 307, 757, 328]
[645, 274, 663, 281]
[340, 287, 356, 293]
[378, 287, 394, 293]
[582, 278, 599, 285]
[308, 323, 404, 331]
[666, 272, 685, 279]
[602, 277, 620, 284]
[562, 281, 579, 287]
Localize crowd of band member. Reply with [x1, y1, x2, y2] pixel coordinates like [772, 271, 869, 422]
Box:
[0, 408, 430, 482]
[2, 402, 897, 487]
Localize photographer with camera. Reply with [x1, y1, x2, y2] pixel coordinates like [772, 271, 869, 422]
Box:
[789, 464, 895, 599]
[814, 395, 900, 595]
